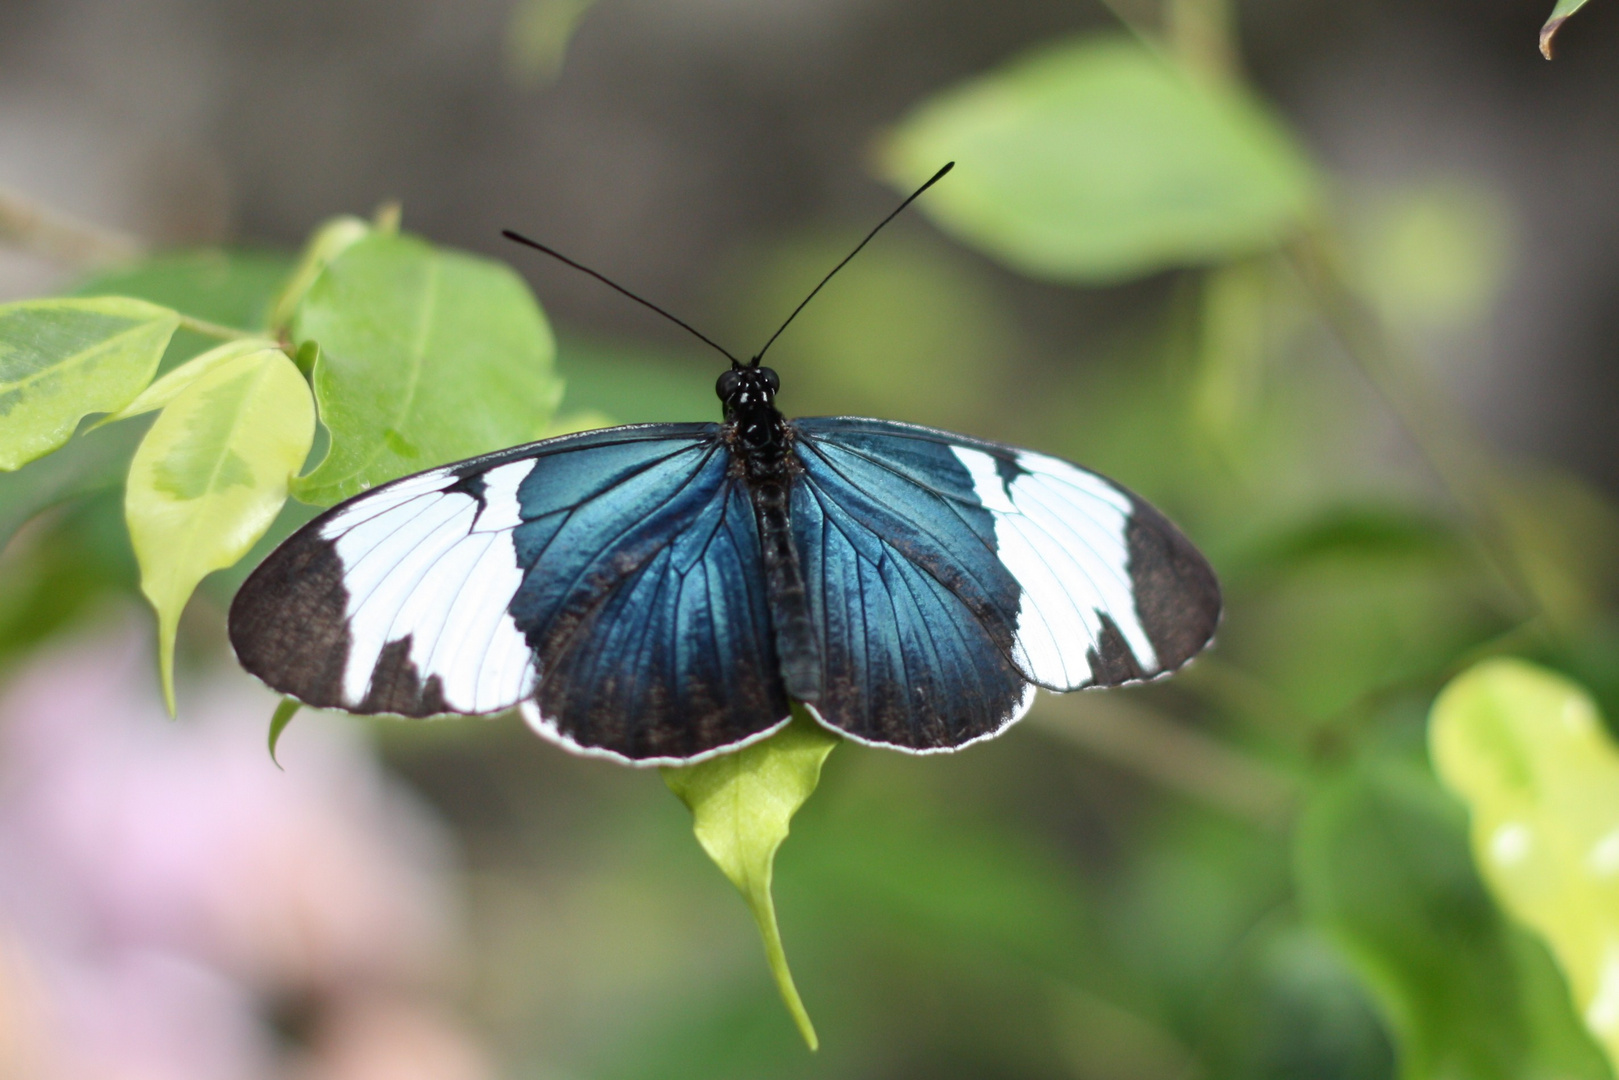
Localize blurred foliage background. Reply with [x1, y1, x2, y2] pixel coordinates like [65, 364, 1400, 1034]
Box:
[4, 0, 1619, 1078]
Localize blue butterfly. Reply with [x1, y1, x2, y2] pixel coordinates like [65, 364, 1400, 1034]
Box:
[228, 166, 1220, 766]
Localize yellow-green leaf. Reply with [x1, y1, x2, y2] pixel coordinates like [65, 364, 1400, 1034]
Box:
[1432, 658, 1619, 1073]
[541, 408, 616, 437]
[91, 337, 281, 428]
[126, 347, 315, 712]
[0, 296, 179, 470]
[1296, 760, 1612, 1080]
[662, 709, 838, 1050]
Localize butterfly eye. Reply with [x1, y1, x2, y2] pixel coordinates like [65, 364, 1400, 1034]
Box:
[759, 367, 779, 394]
[716, 370, 741, 401]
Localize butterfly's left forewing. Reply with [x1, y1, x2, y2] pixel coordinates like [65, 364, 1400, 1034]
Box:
[230, 422, 790, 765]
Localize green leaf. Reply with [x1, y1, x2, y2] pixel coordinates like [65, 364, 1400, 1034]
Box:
[1223, 527, 1505, 721]
[91, 337, 282, 427]
[290, 232, 562, 505]
[1351, 180, 1513, 333]
[126, 347, 315, 712]
[0, 297, 180, 471]
[266, 215, 371, 334]
[1542, 0, 1594, 58]
[555, 337, 718, 423]
[1296, 761, 1612, 1080]
[1431, 659, 1619, 1074]
[0, 419, 146, 551]
[663, 710, 839, 1051]
[882, 34, 1318, 284]
[507, 0, 598, 84]
[268, 697, 302, 768]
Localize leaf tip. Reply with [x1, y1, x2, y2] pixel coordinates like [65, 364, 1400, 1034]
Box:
[778, 958, 820, 1050]
[157, 630, 178, 718]
[1540, 17, 1565, 58]
[268, 698, 301, 768]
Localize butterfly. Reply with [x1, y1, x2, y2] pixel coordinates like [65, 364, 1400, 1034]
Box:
[227, 164, 1220, 766]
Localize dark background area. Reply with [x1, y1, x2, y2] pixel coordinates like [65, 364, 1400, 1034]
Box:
[3, 3, 1618, 1078]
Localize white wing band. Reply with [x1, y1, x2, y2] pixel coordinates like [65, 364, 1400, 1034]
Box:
[951, 446, 1158, 689]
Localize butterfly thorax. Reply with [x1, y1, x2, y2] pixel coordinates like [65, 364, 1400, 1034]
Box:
[717, 364, 822, 702]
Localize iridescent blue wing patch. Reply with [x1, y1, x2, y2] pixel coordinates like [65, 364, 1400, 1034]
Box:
[508, 429, 789, 764]
[790, 418, 1220, 752]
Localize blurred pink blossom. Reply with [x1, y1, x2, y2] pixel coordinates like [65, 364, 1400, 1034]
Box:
[0, 620, 494, 1080]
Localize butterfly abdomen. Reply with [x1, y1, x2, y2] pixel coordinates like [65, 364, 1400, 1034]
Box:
[727, 404, 823, 703]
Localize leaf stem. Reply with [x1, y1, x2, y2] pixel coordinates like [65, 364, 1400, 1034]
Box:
[177, 314, 259, 342]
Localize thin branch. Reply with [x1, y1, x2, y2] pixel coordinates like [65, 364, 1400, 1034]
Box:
[1165, 0, 1240, 82]
[0, 187, 143, 269]
[177, 314, 259, 341]
[1175, 657, 1316, 749]
[1028, 694, 1298, 828]
[1091, 0, 1159, 44]
[1287, 231, 1542, 619]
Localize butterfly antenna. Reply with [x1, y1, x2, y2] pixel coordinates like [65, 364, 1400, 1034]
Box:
[751, 161, 954, 366]
[502, 229, 743, 366]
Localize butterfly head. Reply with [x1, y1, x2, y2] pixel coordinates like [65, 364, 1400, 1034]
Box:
[716, 362, 779, 417]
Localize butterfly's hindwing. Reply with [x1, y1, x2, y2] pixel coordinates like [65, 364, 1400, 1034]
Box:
[790, 419, 1219, 750]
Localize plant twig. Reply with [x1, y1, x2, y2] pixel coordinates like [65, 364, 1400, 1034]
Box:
[1165, 0, 1240, 81]
[1028, 694, 1298, 827]
[1176, 657, 1316, 748]
[177, 314, 258, 341]
[0, 187, 143, 269]
[1093, 0, 1241, 82]
[1091, 0, 1162, 49]
[1287, 231, 1542, 619]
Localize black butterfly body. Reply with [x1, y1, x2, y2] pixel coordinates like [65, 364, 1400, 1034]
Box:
[229, 363, 1221, 765]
